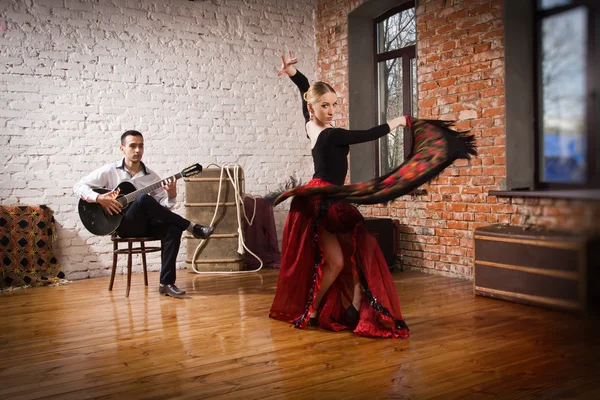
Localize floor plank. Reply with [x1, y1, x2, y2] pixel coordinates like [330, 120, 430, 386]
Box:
[0, 269, 598, 399]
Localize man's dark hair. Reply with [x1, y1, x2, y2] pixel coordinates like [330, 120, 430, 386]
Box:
[121, 130, 143, 144]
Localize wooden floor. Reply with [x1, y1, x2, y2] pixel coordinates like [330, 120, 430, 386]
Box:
[1, 269, 599, 400]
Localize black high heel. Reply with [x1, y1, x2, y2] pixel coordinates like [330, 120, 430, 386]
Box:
[308, 317, 318, 326]
[344, 304, 359, 327]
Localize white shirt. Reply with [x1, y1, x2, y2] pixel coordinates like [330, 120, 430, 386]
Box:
[73, 159, 176, 209]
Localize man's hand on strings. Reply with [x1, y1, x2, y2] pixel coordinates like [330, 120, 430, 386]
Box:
[163, 178, 177, 198]
[97, 192, 123, 216]
[277, 51, 298, 76]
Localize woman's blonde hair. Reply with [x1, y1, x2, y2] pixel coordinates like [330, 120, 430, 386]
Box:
[303, 81, 336, 104]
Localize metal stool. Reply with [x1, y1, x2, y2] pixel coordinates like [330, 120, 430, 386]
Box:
[110, 235, 162, 297]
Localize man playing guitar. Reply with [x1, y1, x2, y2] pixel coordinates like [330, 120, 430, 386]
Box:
[74, 130, 213, 298]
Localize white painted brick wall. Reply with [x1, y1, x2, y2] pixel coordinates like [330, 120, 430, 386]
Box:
[0, 0, 316, 280]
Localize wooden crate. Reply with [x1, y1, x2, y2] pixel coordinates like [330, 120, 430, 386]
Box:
[474, 224, 599, 313]
[184, 167, 245, 272]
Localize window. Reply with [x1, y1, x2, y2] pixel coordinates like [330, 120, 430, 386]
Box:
[347, 0, 415, 184]
[536, 0, 599, 188]
[504, 0, 598, 193]
[374, 5, 417, 176]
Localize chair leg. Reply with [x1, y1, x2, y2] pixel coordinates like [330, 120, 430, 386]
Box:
[141, 241, 148, 286]
[126, 241, 133, 298]
[109, 240, 118, 291]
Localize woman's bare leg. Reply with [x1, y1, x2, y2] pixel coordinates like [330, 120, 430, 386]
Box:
[310, 229, 344, 318]
[336, 233, 363, 310]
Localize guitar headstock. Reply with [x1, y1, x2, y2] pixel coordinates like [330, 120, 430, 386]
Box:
[181, 163, 203, 177]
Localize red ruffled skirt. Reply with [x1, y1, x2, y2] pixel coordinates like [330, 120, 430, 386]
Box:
[269, 178, 409, 338]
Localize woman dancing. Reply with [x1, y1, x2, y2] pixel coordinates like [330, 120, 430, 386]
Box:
[268, 52, 410, 338]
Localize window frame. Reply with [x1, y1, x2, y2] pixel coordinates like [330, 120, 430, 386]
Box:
[535, 2, 598, 189]
[373, 3, 416, 176]
[503, 0, 598, 194]
[347, 0, 416, 184]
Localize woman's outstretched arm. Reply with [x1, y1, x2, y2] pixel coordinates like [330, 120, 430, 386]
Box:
[328, 116, 408, 146]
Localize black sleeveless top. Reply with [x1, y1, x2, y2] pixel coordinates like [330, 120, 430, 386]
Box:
[290, 71, 391, 186]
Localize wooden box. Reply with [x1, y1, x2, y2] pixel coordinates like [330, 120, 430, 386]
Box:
[474, 224, 599, 313]
[363, 218, 400, 269]
[184, 167, 245, 272]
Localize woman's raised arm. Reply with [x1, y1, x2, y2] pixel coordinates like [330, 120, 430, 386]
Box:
[278, 51, 310, 123]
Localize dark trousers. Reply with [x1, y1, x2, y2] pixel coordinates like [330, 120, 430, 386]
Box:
[116, 194, 190, 285]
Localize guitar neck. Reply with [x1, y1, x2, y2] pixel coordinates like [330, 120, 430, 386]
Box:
[120, 173, 183, 205]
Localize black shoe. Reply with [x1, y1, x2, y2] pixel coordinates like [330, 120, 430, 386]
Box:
[344, 304, 359, 327]
[192, 224, 214, 239]
[308, 317, 318, 327]
[159, 283, 186, 298]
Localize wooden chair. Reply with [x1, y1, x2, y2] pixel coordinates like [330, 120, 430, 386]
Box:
[110, 235, 162, 297]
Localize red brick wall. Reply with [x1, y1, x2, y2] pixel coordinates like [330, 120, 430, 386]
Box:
[315, 0, 600, 279]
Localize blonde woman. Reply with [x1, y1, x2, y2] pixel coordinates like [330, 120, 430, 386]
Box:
[269, 52, 409, 338]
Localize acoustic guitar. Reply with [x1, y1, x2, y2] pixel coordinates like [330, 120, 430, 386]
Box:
[78, 164, 202, 235]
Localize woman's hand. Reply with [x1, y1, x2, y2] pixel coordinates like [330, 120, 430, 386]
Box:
[387, 115, 408, 131]
[277, 51, 298, 76]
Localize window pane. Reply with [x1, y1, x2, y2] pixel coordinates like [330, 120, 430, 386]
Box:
[378, 59, 404, 173]
[540, 7, 587, 183]
[539, 0, 572, 11]
[377, 8, 416, 54]
[595, 11, 600, 180]
[411, 57, 418, 116]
